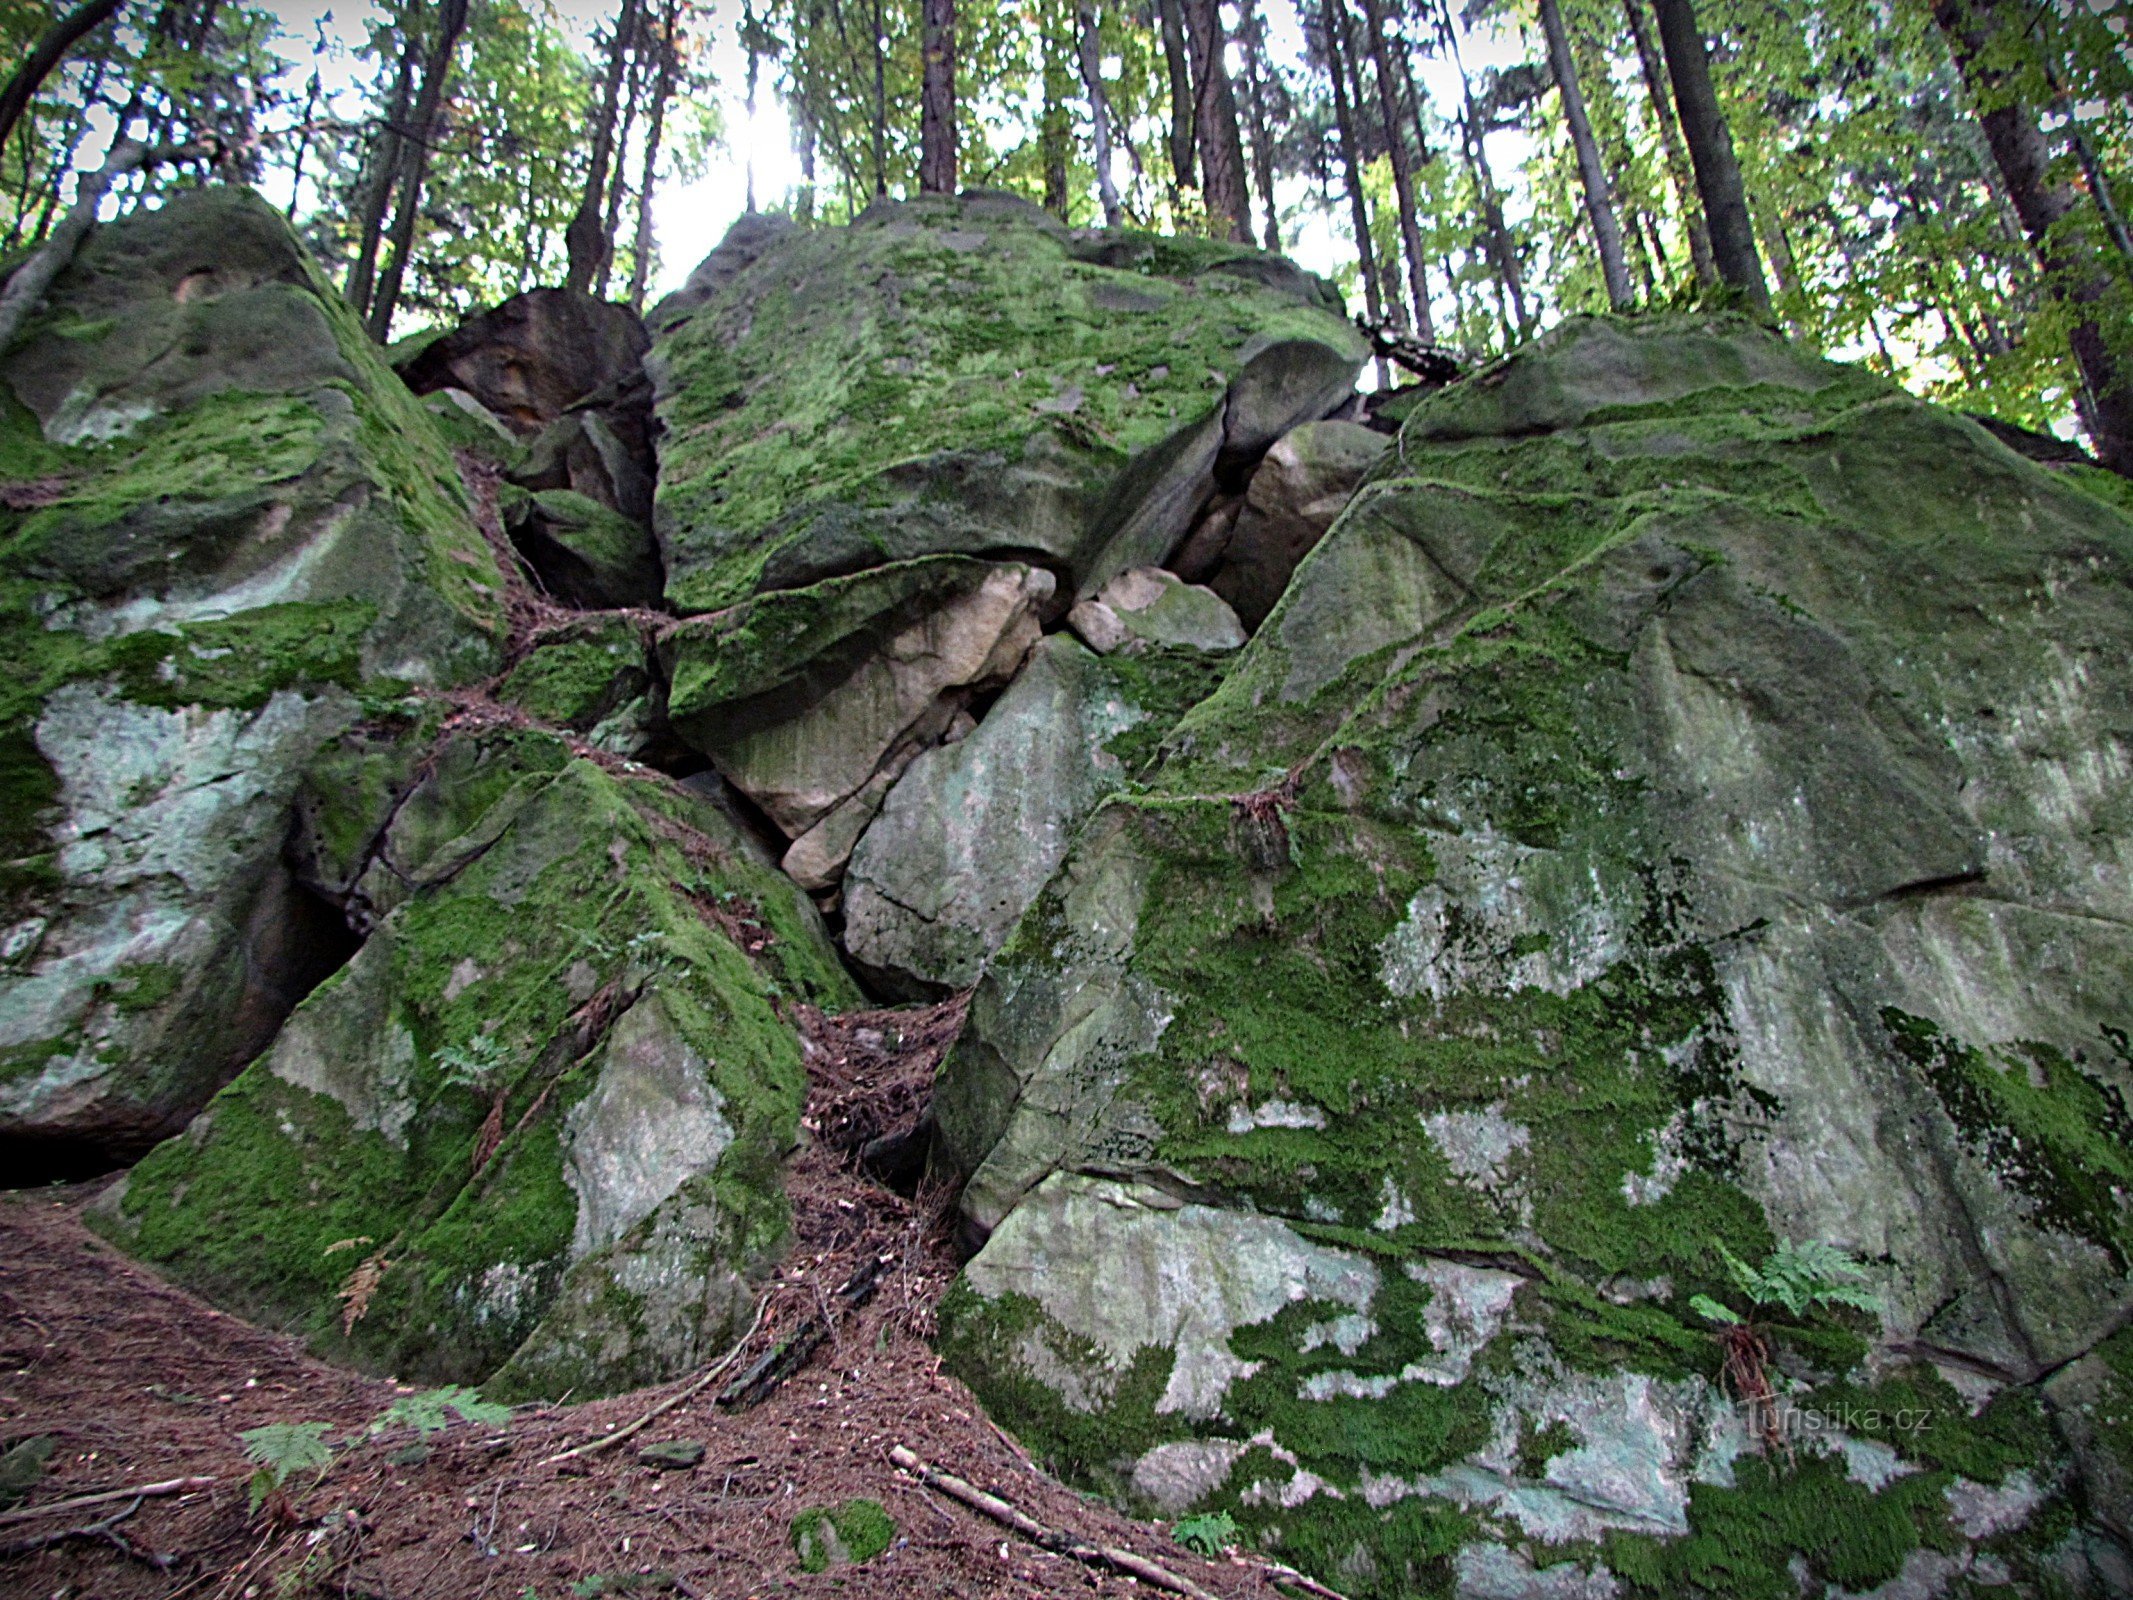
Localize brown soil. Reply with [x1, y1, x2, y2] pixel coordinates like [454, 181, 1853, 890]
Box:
[0, 1001, 1288, 1600]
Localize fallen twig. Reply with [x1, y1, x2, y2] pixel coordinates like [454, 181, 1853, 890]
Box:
[1246, 1553, 1352, 1600]
[0, 1493, 175, 1570]
[886, 1444, 1220, 1600]
[0, 1474, 218, 1528]
[716, 1257, 884, 1411]
[540, 1295, 769, 1466]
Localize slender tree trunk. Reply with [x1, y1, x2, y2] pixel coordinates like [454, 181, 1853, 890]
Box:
[796, 105, 818, 222]
[1623, 0, 1713, 285]
[1320, 0, 1385, 343]
[1358, 0, 1432, 336]
[368, 0, 471, 341]
[1538, 0, 1633, 311]
[1234, 0, 1282, 251]
[1077, 0, 1122, 227]
[0, 0, 124, 160]
[743, 2, 759, 211]
[567, 0, 638, 294]
[1180, 0, 1250, 242]
[596, 32, 647, 297]
[919, 0, 956, 193]
[870, 0, 887, 195]
[1650, 0, 1768, 312]
[627, 0, 678, 312]
[1932, 0, 2133, 475]
[346, 22, 419, 320]
[1436, 0, 1526, 339]
[1040, 0, 1072, 218]
[1156, 0, 1195, 206]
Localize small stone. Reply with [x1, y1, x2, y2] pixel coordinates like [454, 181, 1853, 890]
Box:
[637, 1439, 705, 1471]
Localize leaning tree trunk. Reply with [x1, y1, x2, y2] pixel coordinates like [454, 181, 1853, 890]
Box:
[368, 0, 471, 341]
[1076, 0, 1122, 227]
[0, 0, 124, 159]
[1650, 0, 1769, 313]
[1320, 0, 1386, 348]
[1040, 0, 1072, 218]
[1538, 0, 1633, 311]
[1932, 0, 2133, 476]
[346, 24, 419, 321]
[1359, 0, 1433, 338]
[566, 0, 638, 295]
[627, 0, 679, 312]
[918, 0, 957, 193]
[1156, 0, 1195, 206]
[1180, 0, 1251, 242]
[1234, 0, 1281, 252]
[595, 29, 648, 298]
[1623, 0, 1714, 285]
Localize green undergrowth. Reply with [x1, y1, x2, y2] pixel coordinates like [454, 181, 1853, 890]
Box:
[789, 1497, 895, 1571]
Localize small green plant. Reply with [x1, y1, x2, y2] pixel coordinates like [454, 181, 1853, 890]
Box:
[1690, 1240, 1882, 1326]
[1692, 1240, 1881, 1454]
[433, 1032, 511, 1091]
[1172, 1510, 1240, 1556]
[371, 1384, 512, 1438]
[239, 1421, 334, 1514]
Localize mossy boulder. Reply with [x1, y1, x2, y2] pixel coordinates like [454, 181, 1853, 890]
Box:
[647, 192, 1365, 614]
[930, 315, 2133, 1596]
[93, 722, 859, 1396]
[0, 186, 503, 1160]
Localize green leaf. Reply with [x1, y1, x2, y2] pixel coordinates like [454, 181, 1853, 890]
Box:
[1689, 1294, 1741, 1326]
[238, 1421, 334, 1509]
[373, 1384, 512, 1438]
[1173, 1510, 1239, 1555]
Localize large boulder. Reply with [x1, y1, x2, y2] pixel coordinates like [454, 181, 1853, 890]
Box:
[646, 193, 1366, 615]
[843, 633, 1230, 994]
[0, 187, 504, 1164]
[931, 316, 2133, 1596]
[393, 287, 649, 438]
[92, 723, 859, 1397]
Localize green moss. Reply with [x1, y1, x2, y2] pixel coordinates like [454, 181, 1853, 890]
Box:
[1605, 1451, 1948, 1600]
[1884, 1010, 2133, 1268]
[498, 619, 649, 731]
[1806, 1364, 2053, 1485]
[789, 1498, 895, 1571]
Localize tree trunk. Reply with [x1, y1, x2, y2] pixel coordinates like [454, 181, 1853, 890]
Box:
[870, 0, 887, 195]
[1320, 0, 1385, 340]
[919, 0, 956, 193]
[368, 0, 471, 341]
[1180, 0, 1250, 242]
[567, 0, 639, 294]
[1932, 0, 2133, 476]
[796, 105, 818, 223]
[1538, 0, 1633, 311]
[346, 20, 419, 320]
[1156, 0, 1194, 206]
[1234, 0, 1282, 252]
[596, 27, 647, 297]
[743, 1, 759, 211]
[0, 0, 124, 160]
[1358, 0, 1432, 337]
[1650, 0, 1768, 313]
[1040, 0, 1072, 218]
[1623, 0, 1713, 285]
[1436, 0, 1527, 339]
[627, 0, 679, 312]
[1076, 0, 1122, 227]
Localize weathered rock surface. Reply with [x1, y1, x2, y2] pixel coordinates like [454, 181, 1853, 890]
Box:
[1066, 566, 1246, 656]
[504, 486, 664, 610]
[842, 634, 1227, 993]
[394, 287, 649, 437]
[932, 315, 2133, 1596]
[646, 193, 1364, 614]
[1174, 419, 1388, 629]
[93, 723, 857, 1396]
[0, 187, 504, 1161]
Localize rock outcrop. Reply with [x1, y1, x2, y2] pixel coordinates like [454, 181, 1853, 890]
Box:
[932, 316, 2133, 1597]
[0, 188, 504, 1164]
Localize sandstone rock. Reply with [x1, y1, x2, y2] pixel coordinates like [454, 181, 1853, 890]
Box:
[647, 196, 1364, 615]
[394, 287, 648, 436]
[661, 559, 1051, 881]
[91, 725, 857, 1397]
[930, 314, 2133, 1594]
[1066, 567, 1245, 656]
[0, 187, 503, 1162]
[843, 634, 1225, 992]
[504, 487, 664, 610]
[1201, 420, 1388, 630]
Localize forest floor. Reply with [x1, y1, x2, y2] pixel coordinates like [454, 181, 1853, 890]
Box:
[0, 1002, 1288, 1600]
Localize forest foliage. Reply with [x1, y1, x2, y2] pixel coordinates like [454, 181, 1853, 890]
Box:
[0, 0, 2127, 460]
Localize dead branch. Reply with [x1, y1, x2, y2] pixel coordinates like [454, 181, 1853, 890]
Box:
[886, 1444, 1221, 1600]
[0, 1474, 218, 1529]
[0, 1493, 173, 1569]
[1248, 1554, 1351, 1600]
[539, 1295, 769, 1467]
[715, 1257, 884, 1411]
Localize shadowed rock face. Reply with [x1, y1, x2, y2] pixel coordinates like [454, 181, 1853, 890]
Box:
[393, 287, 650, 437]
[931, 315, 2133, 1597]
